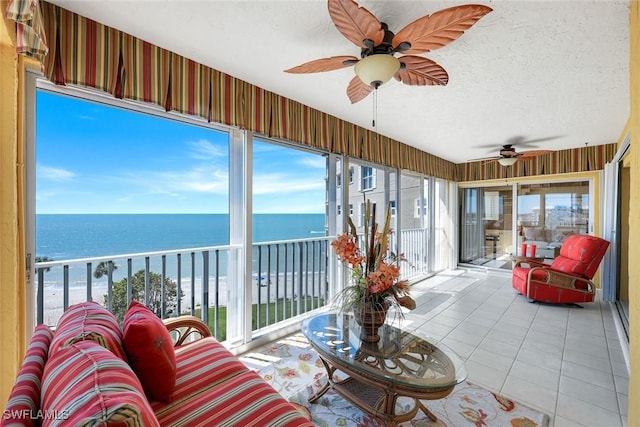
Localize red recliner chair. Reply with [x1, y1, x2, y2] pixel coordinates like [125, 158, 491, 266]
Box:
[512, 234, 610, 305]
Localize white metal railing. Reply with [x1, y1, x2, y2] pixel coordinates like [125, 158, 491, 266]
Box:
[399, 227, 429, 280]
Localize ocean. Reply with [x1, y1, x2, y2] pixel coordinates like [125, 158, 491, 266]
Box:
[36, 213, 328, 323]
[36, 213, 327, 260]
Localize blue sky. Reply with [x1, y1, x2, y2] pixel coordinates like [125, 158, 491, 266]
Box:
[36, 91, 326, 214]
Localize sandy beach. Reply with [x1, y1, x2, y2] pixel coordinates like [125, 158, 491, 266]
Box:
[40, 272, 326, 326]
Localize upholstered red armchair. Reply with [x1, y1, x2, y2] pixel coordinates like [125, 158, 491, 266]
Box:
[512, 234, 610, 305]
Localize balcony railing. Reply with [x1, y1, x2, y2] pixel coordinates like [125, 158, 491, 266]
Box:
[34, 228, 437, 341]
[35, 236, 332, 342]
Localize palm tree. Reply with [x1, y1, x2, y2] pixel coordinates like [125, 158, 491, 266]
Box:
[94, 261, 118, 279]
[35, 256, 52, 273]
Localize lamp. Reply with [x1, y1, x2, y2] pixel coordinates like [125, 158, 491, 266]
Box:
[498, 157, 518, 167]
[355, 54, 401, 88]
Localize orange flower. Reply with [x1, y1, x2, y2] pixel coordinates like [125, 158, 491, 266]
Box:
[331, 234, 364, 267]
[366, 262, 400, 294]
[331, 199, 416, 313]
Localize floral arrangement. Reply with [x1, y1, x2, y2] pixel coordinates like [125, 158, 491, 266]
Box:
[331, 200, 416, 314]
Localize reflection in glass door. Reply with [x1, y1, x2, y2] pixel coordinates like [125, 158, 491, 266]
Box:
[517, 182, 589, 262]
[460, 180, 593, 271]
[460, 188, 483, 264]
[459, 186, 514, 269]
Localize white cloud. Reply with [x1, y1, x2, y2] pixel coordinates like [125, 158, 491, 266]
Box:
[298, 156, 326, 169]
[111, 165, 229, 196]
[37, 165, 76, 181]
[187, 139, 226, 160]
[253, 172, 324, 195]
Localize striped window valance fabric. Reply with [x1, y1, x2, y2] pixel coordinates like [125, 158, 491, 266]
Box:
[458, 144, 617, 181]
[5, 0, 48, 63]
[121, 33, 171, 107]
[25, 1, 615, 182]
[32, 1, 461, 181]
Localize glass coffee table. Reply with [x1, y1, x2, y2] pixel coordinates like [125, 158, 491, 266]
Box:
[301, 312, 467, 426]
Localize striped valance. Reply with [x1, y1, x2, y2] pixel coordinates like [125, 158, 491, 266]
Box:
[5, 0, 48, 62]
[27, 1, 460, 181]
[10, 2, 616, 182]
[458, 143, 617, 182]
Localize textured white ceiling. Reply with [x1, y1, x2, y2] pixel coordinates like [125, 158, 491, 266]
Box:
[49, 0, 630, 164]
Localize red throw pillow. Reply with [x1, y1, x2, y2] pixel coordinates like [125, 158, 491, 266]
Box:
[122, 301, 176, 402]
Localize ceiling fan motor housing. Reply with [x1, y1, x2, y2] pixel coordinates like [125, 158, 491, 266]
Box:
[360, 22, 397, 58]
[500, 144, 518, 157]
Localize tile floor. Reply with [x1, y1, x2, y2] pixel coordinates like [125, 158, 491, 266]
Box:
[243, 268, 629, 426]
[400, 269, 629, 427]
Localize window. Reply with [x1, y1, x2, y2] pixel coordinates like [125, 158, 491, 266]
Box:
[414, 198, 427, 218]
[483, 191, 500, 221]
[337, 205, 342, 215]
[348, 167, 354, 184]
[390, 200, 396, 216]
[361, 166, 375, 191]
[349, 204, 353, 215]
[358, 202, 366, 227]
[337, 173, 342, 187]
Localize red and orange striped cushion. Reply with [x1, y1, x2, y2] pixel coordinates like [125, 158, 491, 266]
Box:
[40, 340, 159, 427]
[151, 337, 314, 426]
[1, 324, 54, 427]
[48, 301, 127, 362]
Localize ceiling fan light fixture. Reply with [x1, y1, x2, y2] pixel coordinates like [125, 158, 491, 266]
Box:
[355, 54, 400, 88]
[498, 157, 518, 167]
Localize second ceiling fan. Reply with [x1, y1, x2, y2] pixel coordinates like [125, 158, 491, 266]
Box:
[284, 0, 492, 103]
[473, 144, 556, 166]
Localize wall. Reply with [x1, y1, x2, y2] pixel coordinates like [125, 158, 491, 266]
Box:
[626, 1, 639, 423]
[0, 3, 27, 406]
[620, 166, 630, 302]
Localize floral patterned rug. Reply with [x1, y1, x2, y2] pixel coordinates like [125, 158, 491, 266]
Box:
[240, 333, 550, 427]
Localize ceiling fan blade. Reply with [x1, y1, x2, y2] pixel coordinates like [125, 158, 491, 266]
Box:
[347, 76, 373, 103]
[328, 0, 384, 48]
[392, 4, 492, 55]
[507, 135, 563, 147]
[394, 56, 448, 86]
[284, 56, 358, 73]
[518, 149, 555, 158]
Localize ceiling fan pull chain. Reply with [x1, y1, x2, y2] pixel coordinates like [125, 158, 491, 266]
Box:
[372, 88, 377, 128]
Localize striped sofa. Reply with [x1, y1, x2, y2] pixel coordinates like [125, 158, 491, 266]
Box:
[2, 302, 313, 427]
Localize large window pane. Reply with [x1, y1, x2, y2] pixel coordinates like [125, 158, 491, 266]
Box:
[459, 185, 513, 269]
[251, 139, 328, 329]
[517, 181, 590, 260]
[433, 178, 450, 272]
[36, 90, 230, 327]
[399, 172, 426, 280]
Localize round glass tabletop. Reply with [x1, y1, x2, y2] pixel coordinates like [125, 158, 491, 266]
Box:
[302, 312, 467, 390]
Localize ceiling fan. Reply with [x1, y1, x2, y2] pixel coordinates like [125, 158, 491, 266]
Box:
[284, 0, 492, 103]
[472, 144, 556, 166]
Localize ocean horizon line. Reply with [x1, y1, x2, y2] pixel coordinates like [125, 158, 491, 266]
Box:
[36, 212, 324, 215]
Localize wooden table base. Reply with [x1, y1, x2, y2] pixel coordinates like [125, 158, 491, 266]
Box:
[309, 354, 451, 426]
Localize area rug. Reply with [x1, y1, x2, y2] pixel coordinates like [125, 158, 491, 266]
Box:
[289, 381, 549, 427]
[240, 334, 550, 427]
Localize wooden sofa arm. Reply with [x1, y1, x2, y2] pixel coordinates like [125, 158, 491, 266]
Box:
[512, 255, 547, 268]
[163, 315, 212, 347]
[528, 266, 595, 294]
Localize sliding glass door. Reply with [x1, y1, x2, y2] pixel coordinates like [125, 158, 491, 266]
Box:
[459, 186, 513, 268]
[459, 179, 594, 270]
